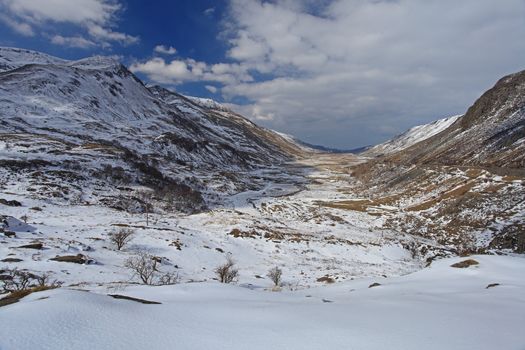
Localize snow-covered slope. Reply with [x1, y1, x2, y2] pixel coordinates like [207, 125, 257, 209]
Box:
[352, 70, 525, 253]
[1, 255, 523, 350]
[0, 47, 66, 72]
[365, 115, 461, 156]
[0, 47, 307, 211]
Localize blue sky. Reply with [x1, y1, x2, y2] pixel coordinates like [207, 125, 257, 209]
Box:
[1, 0, 525, 149]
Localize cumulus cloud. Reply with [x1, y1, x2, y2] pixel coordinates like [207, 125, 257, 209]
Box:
[132, 0, 525, 148]
[130, 57, 253, 85]
[205, 85, 218, 93]
[0, 14, 34, 36]
[0, 0, 138, 48]
[50, 35, 96, 48]
[217, 0, 525, 148]
[154, 45, 177, 55]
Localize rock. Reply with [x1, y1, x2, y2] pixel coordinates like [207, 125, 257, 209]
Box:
[108, 294, 161, 304]
[486, 283, 500, 289]
[17, 243, 43, 250]
[317, 275, 335, 284]
[0, 198, 22, 207]
[451, 259, 479, 268]
[50, 254, 90, 264]
[369, 282, 382, 288]
[3, 231, 16, 238]
[1, 258, 23, 263]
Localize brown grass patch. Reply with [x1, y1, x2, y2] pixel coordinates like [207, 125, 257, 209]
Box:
[315, 199, 374, 212]
[407, 181, 476, 212]
[0, 285, 57, 307]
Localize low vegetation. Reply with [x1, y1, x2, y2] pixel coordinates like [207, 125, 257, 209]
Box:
[215, 256, 239, 284]
[109, 228, 135, 250]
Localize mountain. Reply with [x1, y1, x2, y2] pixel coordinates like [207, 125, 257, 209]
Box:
[351, 69, 525, 253]
[390, 71, 525, 168]
[364, 115, 461, 156]
[0, 47, 308, 213]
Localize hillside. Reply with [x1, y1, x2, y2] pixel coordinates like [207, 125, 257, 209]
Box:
[364, 115, 461, 156]
[0, 47, 308, 213]
[351, 70, 525, 253]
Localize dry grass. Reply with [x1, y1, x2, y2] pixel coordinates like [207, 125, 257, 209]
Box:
[315, 199, 374, 212]
[0, 285, 57, 307]
[407, 181, 477, 212]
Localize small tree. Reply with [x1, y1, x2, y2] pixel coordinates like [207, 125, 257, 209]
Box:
[136, 190, 154, 227]
[109, 228, 135, 250]
[20, 214, 28, 224]
[124, 251, 158, 285]
[124, 251, 178, 285]
[267, 266, 283, 287]
[214, 256, 239, 283]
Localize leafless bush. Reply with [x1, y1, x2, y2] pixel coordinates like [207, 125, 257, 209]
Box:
[214, 256, 239, 284]
[158, 271, 179, 285]
[124, 252, 158, 285]
[0, 268, 61, 293]
[110, 228, 135, 250]
[124, 251, 179, 285]
[267, 266, 283, 287]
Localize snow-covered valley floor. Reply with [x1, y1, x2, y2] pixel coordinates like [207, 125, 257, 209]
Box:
[1, 153, 524, 349]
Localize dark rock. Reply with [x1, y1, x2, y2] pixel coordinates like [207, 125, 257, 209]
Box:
[108, 294, 161, 304]
[17, 242, 43, 250]
[451, 259, 479, 268]
[50, 254, 89, 264]
[0, 198, 22, 207]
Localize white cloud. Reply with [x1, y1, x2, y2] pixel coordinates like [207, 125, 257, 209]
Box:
[0, 14, 34, 36]
[86, 23, 138, 45]
[154, 45, 177, 55]
[218, 0, 525, 148]
[204, 7, 215, 17]
[130, 57, 253, 85]
[205, 85, 218, 94]
[0, 0, 138, 48]
[51, 34, 96, 48]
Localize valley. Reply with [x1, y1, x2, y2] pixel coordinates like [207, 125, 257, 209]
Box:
[0, 47, 524, 350]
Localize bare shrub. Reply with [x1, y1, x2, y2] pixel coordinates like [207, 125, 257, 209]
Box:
[124, 252, 158, 285]
[136, 190, 154, 226]
[124, 252, 179, 285]
[0, 268, 61, 293]
[20, 214, 28, 224]
[214, 256, 239, 284]
[110, 228, 135, 250]
[158, 271, 179, 285]
[267, 266, 283, 287]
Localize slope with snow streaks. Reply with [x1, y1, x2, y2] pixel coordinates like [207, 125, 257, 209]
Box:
[0, 47, 66, 72]
[365, 115, 461, 156]
[0, 47, 308, 212]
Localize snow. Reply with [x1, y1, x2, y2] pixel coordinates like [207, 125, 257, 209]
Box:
[1, 255, 524, 350]
[0, 46, 523, 350]
[367, 115, 461, 155]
